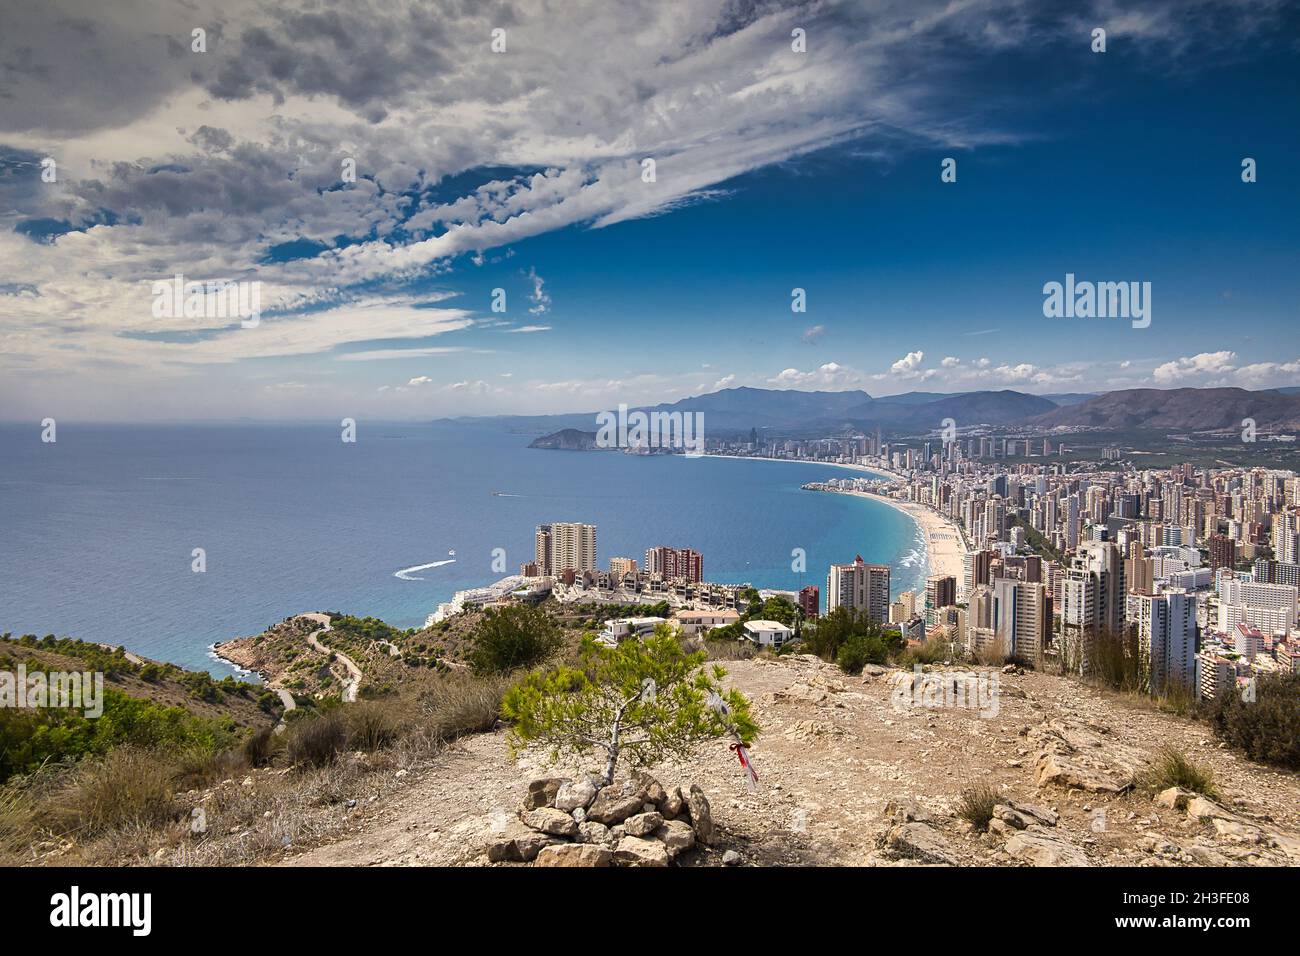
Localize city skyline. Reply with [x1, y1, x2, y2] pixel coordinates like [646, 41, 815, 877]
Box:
[2, 0, 1298, 422]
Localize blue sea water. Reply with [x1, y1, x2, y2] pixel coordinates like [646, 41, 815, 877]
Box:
[0, 422, 925, 675]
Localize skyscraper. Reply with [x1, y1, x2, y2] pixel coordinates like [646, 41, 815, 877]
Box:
[826, 556, 890, 624]
[644, 546, 704, 582]
[1275, 511, 1300, 565]
[1208, 534, 1236, 573]
[926, 575, 957, 611]
[535, 522, 597, 575]
[798, 585, 820, 619]
[991, 579, 1050, 663]
[1132, 590, 1198, 693]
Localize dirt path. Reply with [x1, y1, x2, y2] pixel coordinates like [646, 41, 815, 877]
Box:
[276, 655, 1300, 867]
[299, 612, 362, 703]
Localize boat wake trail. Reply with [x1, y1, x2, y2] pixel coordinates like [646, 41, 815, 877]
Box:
[393, 559, 456, 581]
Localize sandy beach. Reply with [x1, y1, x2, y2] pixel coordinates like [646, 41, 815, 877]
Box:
[849, 493, 969, 583]
[705, 453, 969, 583]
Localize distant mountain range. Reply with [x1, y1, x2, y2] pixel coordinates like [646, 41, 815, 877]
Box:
[1030, 387, 1300, 431]
[448, 385, 1300, 437]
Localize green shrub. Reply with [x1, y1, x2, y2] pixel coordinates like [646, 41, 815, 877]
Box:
[468, 605, 563, 676]
[835, 632, 890, 675]
[0, 688, 239, 784]
[897, 635, 953, 668]
[1208, 672, 1300, 769]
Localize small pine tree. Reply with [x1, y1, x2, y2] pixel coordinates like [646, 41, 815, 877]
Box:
[501, 627, 758, 785]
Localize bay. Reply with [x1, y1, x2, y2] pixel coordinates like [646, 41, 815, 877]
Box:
[0, 422, 926, 674]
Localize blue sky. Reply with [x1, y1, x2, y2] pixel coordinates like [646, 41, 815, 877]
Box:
[1, 0, 1297, 420]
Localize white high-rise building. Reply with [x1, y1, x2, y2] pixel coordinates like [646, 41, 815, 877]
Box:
[991, 579, 1049, 663]
[1216, 578, 1299, 635]
[826, 556, 890, 624]
[1133, 590, 1198, 693]
[1275, 511, 1300, 566]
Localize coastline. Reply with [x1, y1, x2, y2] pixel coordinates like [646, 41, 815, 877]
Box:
[703, 452, 968, 585]
[839, 491, 969, 583]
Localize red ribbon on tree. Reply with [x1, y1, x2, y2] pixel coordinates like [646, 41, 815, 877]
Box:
[730, 742, 759, 790]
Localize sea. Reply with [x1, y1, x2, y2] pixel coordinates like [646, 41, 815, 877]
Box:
[0, 422, 926, 676]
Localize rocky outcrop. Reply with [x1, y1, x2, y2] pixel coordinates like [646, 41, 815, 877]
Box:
[1004, 831, 1090, 867]
[884, 822, 959, 865]
[1030, 719, 1139, 794]
[876, 801, 957, 865]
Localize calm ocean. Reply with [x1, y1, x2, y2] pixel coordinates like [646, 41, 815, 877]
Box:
[0, 422, 925, 675]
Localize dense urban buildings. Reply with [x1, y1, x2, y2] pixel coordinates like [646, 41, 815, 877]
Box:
[794, 432, 1300, 702]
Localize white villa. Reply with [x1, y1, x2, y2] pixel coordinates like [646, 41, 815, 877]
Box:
[673, 608, 741, 636]
[742, 619, 792, 649]
[596, 616, 668, 646]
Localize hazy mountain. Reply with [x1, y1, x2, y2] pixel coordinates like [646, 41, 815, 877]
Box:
[447, 385, 1300, 437]
[640, 386, 875, 430]
[1039, 393, 1098, 406]
[843, 390, 1057, 429]
[1032, 387, 1300, 430]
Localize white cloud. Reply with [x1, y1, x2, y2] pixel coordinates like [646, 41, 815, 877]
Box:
[338, 347, 475, 362]
[525, 267, 551, 315]
[1153, 351, 1238, 384]
[0, 0, 1287, 419]
[890, 350, 925, 375]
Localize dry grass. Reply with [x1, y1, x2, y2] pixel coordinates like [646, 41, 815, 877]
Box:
[957, 782, 1001, 830]
[243, 726, 278, 767]
[286, 711, 348, 768]
[0, 785, 35, 862]
[38, 749, 178, 838]
[1137, 746, 1219, 799]
[345, 699, 407, 751]
[5, 669, 513, 866]
[418, 672, 508, 742]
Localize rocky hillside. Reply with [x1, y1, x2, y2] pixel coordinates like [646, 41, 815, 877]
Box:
[275, 654, 1300, 867]
[0, 635, 277, 730]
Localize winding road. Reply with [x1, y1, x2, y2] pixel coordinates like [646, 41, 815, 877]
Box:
[98, 643, 144, 666]
[300, 612, 362, 703]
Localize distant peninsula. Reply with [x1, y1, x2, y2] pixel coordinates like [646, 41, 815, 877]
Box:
[528, 428, 602, 450]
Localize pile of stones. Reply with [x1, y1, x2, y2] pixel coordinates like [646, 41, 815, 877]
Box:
[487, 771, 724, 867]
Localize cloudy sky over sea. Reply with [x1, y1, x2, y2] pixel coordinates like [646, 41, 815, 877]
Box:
[1, 0, 1297, 421]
